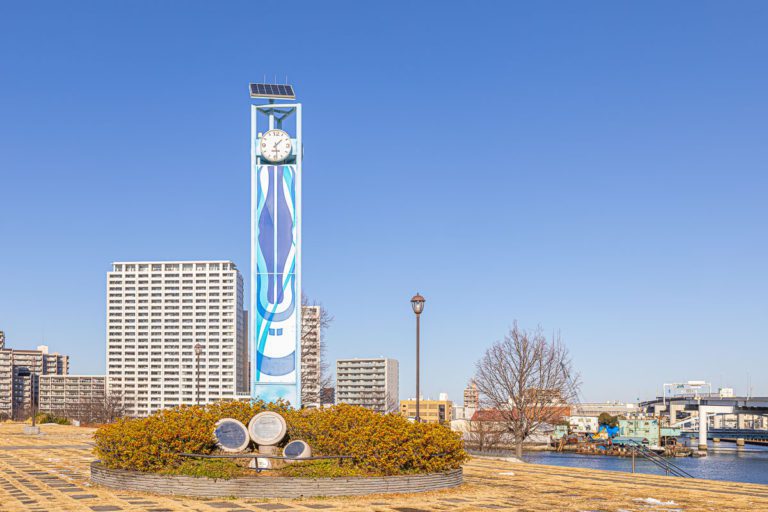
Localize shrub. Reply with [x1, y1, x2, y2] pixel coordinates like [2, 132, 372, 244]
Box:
[35, 412, 70, 425]
[94, 400, 288, 472]
[275, 459, 367, 478]
[165, 458, 248, 479]
[284, 404, 467, 475]
[94, 401, 467, 477]
[598, 412, 619, 427]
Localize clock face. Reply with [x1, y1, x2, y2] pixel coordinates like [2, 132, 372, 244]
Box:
[260, 129, 292, 163]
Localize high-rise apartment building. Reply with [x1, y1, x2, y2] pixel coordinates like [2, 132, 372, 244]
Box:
[335, 358, 398, 413]
[0, 339, 69, 420]
[300, 305, 321, 408]
[106, 261, 246, 417]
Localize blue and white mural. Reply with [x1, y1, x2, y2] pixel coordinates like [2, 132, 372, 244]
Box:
[252, 164, 300, 406]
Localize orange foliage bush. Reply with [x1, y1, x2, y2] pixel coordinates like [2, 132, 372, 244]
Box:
[284, 404, 467, 475]
[94, 400, 287, 472]
[94, 401, 466, 475]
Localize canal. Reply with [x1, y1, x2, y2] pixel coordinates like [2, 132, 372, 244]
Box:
[521, 442, 768, 485]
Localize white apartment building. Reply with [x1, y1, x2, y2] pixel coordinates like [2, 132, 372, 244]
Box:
[106, 261, 246, 417]
[300, 305, 321, 408]
[336, 358, 399, 413]
[39, 375, 106, 419]
[0, 338, 69, 420]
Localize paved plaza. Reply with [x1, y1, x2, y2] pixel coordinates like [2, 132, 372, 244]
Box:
[1, 423, 767, 511]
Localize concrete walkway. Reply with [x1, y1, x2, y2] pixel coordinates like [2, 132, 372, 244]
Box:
[1, 423, 767, 511]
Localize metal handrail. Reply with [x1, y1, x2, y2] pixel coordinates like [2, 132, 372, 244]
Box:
[179, 452, 353, 461]
[625, 440, 694, 478]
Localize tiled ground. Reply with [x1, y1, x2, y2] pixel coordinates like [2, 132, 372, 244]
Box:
[1, 423, 767, 511]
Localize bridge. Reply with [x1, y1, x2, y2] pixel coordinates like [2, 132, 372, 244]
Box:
[641, 395, 768, 450]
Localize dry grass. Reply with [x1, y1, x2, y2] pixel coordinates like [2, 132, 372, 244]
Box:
[0, 421, 766, 511]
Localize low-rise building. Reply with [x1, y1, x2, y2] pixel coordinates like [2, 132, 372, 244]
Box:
[400, 398, 452, 424]
[571, 402, 639, 418]
[39, 375, 108, 421]
[566, 415, 599, 433]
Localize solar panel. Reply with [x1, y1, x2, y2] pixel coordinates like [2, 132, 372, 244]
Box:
[249, 83, 296, 99]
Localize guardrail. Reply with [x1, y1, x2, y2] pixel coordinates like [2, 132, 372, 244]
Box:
[625, 440, 694, 478]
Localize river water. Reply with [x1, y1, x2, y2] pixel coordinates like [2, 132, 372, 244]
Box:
[520, 442, 768, 485]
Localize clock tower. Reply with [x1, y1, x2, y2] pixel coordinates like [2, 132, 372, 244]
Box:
[249, 83, 302, 407]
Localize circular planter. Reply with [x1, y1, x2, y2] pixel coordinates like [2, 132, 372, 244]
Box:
[90, 462, 463, 498]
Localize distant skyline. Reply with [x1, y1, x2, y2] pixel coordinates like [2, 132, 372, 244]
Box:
[1, 2, 767, 404]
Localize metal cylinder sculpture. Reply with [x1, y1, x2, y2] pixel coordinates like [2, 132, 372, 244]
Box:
[247, 411, 288, 446]
[214, 418, 251, 453]
[282, 439, 312, 462]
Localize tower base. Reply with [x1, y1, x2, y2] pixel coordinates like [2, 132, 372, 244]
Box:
[252, 384, 299, 408]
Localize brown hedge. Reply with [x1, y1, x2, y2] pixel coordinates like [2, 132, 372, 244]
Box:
[94, 402, 466, 475]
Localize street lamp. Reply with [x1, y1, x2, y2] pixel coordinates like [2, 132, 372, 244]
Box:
[410, 293, 425, 423]
[18, 369, 36, 425]
[31, 372, 36, 427]
[194, 344, 203, 406]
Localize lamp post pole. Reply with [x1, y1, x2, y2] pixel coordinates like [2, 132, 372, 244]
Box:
[30, 372, 36, 427]
[194, 344, 202, 406]
[410, 293, 425, 423]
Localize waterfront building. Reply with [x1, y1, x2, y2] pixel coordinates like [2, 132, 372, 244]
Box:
[0, 338, 69, 420]
[300, 305, 321, 408]
[617, 418, 681, 447]
[566, 415, 599, 433]
[335, 358, 398, 413]
[400, 397, 453, 424]
[38, 375, 107, 421]
[106, 261, 246, 417]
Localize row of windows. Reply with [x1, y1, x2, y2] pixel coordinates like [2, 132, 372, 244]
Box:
[110, 278, 235, 283]
[109, 299, 236, 303]
[113, 263, 236, 271]
[109, 286, 236, 292]
[108, 291, 235, 298]
[108, 327, 237, 334]
[108, 339, 236, 346]
[109, 311, 235, 316]
[111, 273, 236, 279]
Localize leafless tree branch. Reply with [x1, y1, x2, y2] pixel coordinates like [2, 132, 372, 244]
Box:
[474, 322, 580, 457]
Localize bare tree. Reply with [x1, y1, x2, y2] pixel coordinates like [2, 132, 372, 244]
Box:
[474, 322, 579, 458]
[301, 294, 334, 407]
[48, 390, 125, 425]
[466, 415, 506, 452]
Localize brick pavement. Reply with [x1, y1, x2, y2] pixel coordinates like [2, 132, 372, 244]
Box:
[1, 423, 768, 511]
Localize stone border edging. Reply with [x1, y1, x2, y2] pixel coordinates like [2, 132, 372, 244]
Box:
[90, 462, 462, 498]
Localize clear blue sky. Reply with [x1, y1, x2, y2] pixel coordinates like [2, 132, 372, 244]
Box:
[1, 2, 767, 404]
